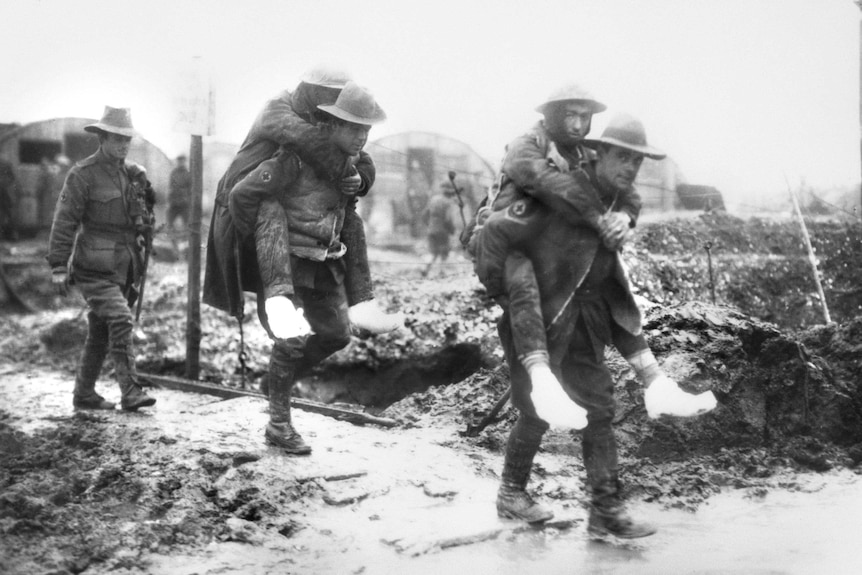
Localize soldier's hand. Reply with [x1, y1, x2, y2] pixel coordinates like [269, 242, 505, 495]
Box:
[599, 211, 632, 251]
[529, 364, 587, 429]
[340, 170, 363, 195]
[265, 296, 311, 340]
[52, 269, 69, 297]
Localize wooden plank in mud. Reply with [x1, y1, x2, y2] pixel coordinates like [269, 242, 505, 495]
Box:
[138, 372, 398, 428]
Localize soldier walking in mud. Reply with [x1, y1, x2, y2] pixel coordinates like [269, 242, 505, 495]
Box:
[204, 64, 403, 338]
[471, 88, 716, 538]
[421, 180, 458, 277]
[167, 154, 192, 230]
[205, 83, 387, 455]
[47, 106, 157, 411]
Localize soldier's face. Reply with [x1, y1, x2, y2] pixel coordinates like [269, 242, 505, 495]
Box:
[102, 133, 132, 160]
[596, 145, 644, 192]
[331, 122, 370, 156]
[550, 102, 593, 145]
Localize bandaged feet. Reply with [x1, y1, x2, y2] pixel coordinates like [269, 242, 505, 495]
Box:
[528, 364, 588, 430]
[265, 296, 311, 340]
[644, 374, 717, 418]
[348, 299, 405, 334]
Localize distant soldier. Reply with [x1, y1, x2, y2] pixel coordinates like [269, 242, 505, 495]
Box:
[47, 106, 157, 411]
[421, 181, 458, 277]
[0, 158, 20, 241]
[167, 154, 192, 230]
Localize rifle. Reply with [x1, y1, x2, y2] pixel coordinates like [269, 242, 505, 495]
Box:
[447, 170, 468, 230]
[135, 229, 152, 322]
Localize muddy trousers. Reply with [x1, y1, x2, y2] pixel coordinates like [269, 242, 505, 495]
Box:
[73, 275, 150, 407]
[582, 418, 621, 511]
[341, 205, 373, 306]
[501, 414, 549, 489]
[74, 310, 111, 401]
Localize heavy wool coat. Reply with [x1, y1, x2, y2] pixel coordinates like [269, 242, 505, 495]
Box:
[203, 89, 374, 317]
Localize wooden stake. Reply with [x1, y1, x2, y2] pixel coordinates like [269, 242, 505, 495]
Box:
[186, 135, 203, 379]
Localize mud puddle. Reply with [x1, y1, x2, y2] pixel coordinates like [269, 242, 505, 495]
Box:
[147, 471, 862, 575]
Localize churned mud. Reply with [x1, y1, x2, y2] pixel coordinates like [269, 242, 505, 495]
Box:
[1, 214, 862, 573]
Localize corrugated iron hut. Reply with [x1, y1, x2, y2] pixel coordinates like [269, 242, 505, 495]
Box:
[634, 155, 685, 212]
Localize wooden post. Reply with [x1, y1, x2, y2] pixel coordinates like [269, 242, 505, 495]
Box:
[186, 135, 203, 380]
[787, 180, 832, 324]
[858, 5, 862, 212]
[174, 56, 212, 380]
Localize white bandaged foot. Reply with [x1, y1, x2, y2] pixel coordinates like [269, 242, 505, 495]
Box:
[348, 300, 405, 334]
[645, 374, 717, 418]
[265, 296, 311, 340]
[529, 364, 588, 430]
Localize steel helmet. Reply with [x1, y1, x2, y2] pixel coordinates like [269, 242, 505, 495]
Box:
[300, 64, 353, 88]
[583, 113, 666, 160]
[535, 84, 606, 115]
[317, 81, 387, 125]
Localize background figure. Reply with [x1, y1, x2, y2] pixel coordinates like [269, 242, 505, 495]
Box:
[167, 154, 191, 230]
[37, 157, 58, 229]
[0, 158, 21, 241]
[421, 181, 457, 277]
[405, 158, 431, 238]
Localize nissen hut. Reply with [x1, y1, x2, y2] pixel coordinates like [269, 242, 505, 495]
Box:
[364, 131, 496, 243]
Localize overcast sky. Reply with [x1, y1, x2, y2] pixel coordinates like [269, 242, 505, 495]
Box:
[2, 0, 859, 206]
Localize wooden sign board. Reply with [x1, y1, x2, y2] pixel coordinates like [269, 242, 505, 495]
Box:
[173, 58, 215, 136]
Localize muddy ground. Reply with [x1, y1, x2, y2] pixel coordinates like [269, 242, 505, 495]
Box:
[1, 212, 862, 574]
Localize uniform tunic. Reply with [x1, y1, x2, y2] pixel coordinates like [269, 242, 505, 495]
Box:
[47, 148, 154, 354]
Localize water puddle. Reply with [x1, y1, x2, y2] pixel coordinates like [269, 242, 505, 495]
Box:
[149, 471, 862, 575]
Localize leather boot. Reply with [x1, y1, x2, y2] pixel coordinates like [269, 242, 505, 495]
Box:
[496, 415, 552, 523]
[113, 348, 156, 411]
[583, 420, 655, 539]
[264, 359, 311, 455]
[73, 372, 115, 410]
[73, 313, 114, 410]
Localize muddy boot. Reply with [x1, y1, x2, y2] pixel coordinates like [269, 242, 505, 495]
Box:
[113, 349, 156, 411]
[583, 419, 655, 539]
[588, 502, 656, 539]
[73, 373, 115, 410]
[265, 360, 311, 455]
[73, 314, 114, 410]
[496, 415, 552, 523]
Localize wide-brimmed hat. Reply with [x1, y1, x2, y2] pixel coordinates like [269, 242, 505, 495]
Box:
[535, 84, 606, 115]
[300, 64, 352, 88]
[84, 106, 135, 137]
[317, 82, 386, 125]
[583, 113, 665, 160]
